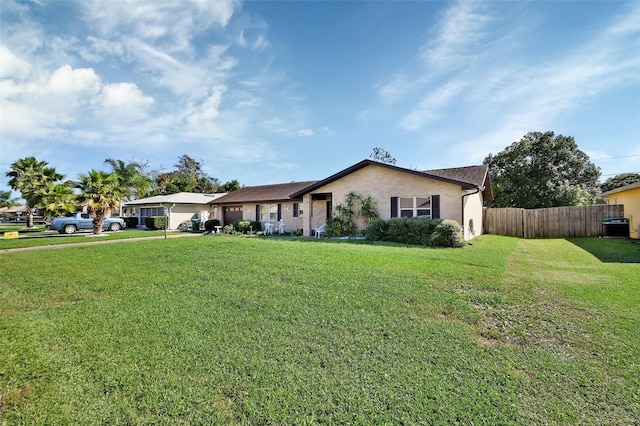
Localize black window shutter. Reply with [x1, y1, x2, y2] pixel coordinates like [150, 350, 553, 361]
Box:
[293, 203, 299, 217]
[256, 204, 260, 221]
[391, 197, 398, 218]
[432, 195, 440, 219]
[277, 204, 282, 221]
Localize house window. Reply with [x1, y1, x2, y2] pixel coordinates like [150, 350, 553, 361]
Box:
[293, 203, 303, 217]
[260, 204, 278, 221]
[399, 196, 431, 218]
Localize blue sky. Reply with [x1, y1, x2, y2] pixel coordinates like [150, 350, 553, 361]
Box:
[1, 0, 639, 197]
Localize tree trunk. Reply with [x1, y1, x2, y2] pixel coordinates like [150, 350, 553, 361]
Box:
[26, 208, 34, 228]
[93, 217, 104, 235]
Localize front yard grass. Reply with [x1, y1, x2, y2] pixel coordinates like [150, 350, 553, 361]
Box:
[0, 228, 169, 249]
[1, 235, 638, 424]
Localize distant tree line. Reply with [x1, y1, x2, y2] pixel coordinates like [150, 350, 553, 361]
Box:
[3, 154, 241, 229]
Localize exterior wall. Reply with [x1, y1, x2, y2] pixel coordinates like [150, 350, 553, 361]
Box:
[607, 187, 640, 239]
[462, 190, 484, 240]
[301, 164, 468, 237]
[168, 204, 211, 230]
[216, 201, 305, 233]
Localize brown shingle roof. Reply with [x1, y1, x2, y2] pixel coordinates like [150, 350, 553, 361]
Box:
[422, 165, 489, 188]
[211, 181, 318, 204]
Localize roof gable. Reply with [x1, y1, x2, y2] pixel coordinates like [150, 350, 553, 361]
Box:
[212, 181, 318, 204]
[291, 160, 489, 198]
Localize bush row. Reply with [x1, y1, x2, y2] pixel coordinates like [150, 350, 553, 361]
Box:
[123, 217, 139, 229]
[366, 217, 464, 248]
[231, 220, 262, 233]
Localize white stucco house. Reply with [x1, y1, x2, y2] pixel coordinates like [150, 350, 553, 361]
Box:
[123, 192, 226, 230]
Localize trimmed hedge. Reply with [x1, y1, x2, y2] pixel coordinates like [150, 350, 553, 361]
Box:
[145, 216, 167, 230]
[365, 217, 464, 248]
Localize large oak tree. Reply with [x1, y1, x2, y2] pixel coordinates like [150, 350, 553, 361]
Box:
[484, 131, 600, 208]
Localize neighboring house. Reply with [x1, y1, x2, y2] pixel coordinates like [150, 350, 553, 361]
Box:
[210, 181, 318, 233]
[290, 160, 493, 240]
[601, 181, 640, 239]
[123, 192, 226, 230]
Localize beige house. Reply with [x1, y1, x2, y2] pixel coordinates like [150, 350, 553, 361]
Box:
[601, 181, 640, 239]
[211, 160, 492, 239]
[291, 160, 493, 240]
[211, 181, 317, 233]
[123, 192, 226, 230]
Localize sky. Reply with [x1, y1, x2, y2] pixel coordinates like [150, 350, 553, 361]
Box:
[1, 0, 639, 198]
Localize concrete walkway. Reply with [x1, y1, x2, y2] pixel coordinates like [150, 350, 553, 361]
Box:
[0, 232, 203, 254]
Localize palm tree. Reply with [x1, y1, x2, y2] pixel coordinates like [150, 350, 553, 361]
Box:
[6, 157, 63, 227]
[76, 170, 122, 235]
[40, 181, 76, 218]
[0, 190, 19, 208]
[104, 158, 154, 214]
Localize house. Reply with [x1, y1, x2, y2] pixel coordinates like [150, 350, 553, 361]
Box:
[123, 192, 226, 230]
[290, 160, 492, 240]
[210, 181, 318, 233]
[210, 159, 492, 239]
[600, 181, 640, 239]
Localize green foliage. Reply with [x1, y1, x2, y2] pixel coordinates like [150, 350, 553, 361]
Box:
[386, 217, 442, 246]
[204, 219, 221, 232]
[153, 154, 221, 195]
[232, 220, 261, 233]
[600, 173, 640, 193]
[370, 147, 397, 165]
[365, 218, 389, 241]
[326, 192, 379, 237]
[76, 170, 122, 235]
[221, 179, 241, 192]
[0, 190, 19, 208]
[104, 158, 154, 201]
[366, 217, 462, 247]
[123, 217, 139, 228]
[145, 216, 167, 230]
[431, 219, 465, 248]
[484, 131, 601, 208]
[5, 156, 64, 227]
[40, 181, 76, 218]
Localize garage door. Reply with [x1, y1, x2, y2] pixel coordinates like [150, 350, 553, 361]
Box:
[223, 206, 243, 225]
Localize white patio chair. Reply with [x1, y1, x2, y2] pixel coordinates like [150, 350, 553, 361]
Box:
[278, 219, 285, 234]
[314, 223, 326, 238]
[264, 222, 274, 235]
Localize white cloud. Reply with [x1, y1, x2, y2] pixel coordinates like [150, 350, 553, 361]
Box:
[399, 80, 467, 131]
[422, 1, 493, 69]
[101, 82, 155, 110]
[48, 64, 101, 97]
[0, 45, 30, 79]
[297, 129, 314, 137]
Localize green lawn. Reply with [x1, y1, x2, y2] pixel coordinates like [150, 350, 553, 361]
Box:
[1, 236, 638, 424]
[0, 227, 172, 249]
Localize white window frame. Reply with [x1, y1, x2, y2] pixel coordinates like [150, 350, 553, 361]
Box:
[399, 196, 431, 218]
[260, 204, 278, 221]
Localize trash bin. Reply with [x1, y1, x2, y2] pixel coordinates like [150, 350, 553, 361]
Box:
[191, 219, 201, 231]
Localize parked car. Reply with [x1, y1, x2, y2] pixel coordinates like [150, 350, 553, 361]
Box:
[50, 212, 126, 234]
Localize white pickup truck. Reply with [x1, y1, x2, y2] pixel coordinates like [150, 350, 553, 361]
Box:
[50, 212, 126, 234]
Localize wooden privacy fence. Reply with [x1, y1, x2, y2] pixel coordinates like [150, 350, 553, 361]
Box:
[483, 205, 624, 238]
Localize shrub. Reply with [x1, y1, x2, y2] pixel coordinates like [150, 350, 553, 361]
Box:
[145, 216, 167, 230]
[232, 220, 262, 234]
[325, 215, 356, 238]
[123, 217, 139, 229]
[385, 217, 441, 246]
[365, 218, 388, 241]
[430, 220, 464, 248]
[204, 219, 220, 232]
